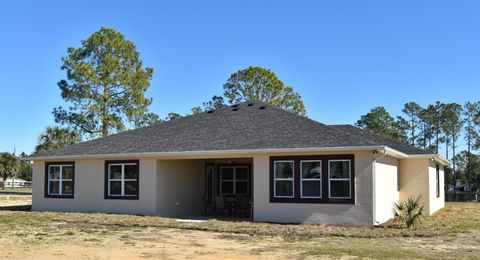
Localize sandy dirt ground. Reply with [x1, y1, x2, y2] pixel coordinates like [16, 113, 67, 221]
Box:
[0, 198, 479, 259]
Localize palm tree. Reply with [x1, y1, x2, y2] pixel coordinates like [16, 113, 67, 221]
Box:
[34, 126, 81, 154]
[0, 152, 20, 189]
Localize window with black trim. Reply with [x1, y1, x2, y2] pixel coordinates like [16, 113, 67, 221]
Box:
[105, 160, 139, 199]
[436, 164, 440, 198]
[45, 162, 74, 198]
[270, 155, 354, 204]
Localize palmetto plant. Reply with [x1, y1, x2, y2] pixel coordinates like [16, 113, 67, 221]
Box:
[392, 195, 424, 228]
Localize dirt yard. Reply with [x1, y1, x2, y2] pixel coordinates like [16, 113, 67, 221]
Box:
[0, 198, 479, 259]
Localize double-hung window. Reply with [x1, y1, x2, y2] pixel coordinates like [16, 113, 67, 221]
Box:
[328, 160, 351, 199]
[273, 161, 294, 198]
[270, 155, 354, 203]
[105, 160, 139, 199]
[45, 162, 74, 198]
[301, 160, 322, 198]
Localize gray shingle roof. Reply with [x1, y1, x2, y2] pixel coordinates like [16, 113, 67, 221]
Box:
[32, 100, 432, 158]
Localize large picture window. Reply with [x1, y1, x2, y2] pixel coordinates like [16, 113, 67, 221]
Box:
[328, 160, 351, 199]
[219, 166, 249, 195]
[45, 162, 74, 198]
[105, 160, 139, 199]
[270, 155, 354, 203]
[301, 160, 322, 198]
[274, 161, 294, 198]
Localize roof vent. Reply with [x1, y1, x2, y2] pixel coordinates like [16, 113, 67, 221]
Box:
[259, 106, 266, 110]
[207, 110, 214, 114]
[232, 108, 239, 111]
[247, 103, 254, 106]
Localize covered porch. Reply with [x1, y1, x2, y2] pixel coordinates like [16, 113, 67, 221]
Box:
[156, 157, 253, 219]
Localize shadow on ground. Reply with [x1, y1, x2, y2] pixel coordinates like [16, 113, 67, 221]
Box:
[0, 205, 31, 211]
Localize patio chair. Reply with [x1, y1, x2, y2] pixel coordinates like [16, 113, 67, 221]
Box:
[202, 195, 214, 215]
[236, 196, 250, 217]
[215, 195, 226, 215]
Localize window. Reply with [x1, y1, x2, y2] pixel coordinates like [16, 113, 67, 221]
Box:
[219, 166, 249, 195]
[301, 160, 322, 198]
[105, 160, 139, 199]
[270, 155, 354, 203]
[45, 162, 74, 198]
[328, 160, 351, 199]
[436, 164, 440, 198]
[274, 161, 294, 198]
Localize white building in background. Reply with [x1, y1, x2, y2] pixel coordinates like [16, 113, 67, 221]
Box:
[0, 178, 32, 188]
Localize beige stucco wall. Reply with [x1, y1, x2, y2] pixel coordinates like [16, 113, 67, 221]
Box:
[31, 151, 444, 224]
[373, 156, 399, 224]
[399, 159, 428, 211]
[398, 158, 445, 215]
[156, 159, 205, 217]
[252, 151, 374, 225]
[428, 161, 445, 214]
[32, 158, 157, 215]
[155, 158, 253, 217]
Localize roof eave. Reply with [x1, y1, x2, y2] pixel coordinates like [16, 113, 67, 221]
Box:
[407, 154, 451, 166]
[28, 146, 386, 161]
[28, 145, 450, 166]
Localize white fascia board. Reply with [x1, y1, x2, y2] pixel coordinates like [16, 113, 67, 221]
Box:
[407, 154, 451, 166]
[383, 147, 408, 158]
[28, 146, 386, 161]
[28, 145, 450, 165]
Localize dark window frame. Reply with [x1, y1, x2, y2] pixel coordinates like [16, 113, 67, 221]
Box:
[436, 164, 440, 198]
[104, 160, 140, 200]
[44, 161, 75, 199]
[216, 164, 251, 197]
[269, 155, 355, 204]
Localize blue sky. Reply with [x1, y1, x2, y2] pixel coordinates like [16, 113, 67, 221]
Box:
[0, 0, 479, 155]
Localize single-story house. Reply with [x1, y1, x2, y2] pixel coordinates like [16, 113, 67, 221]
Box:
[0, 178, 32, 188]
[29, 101, 448, 225]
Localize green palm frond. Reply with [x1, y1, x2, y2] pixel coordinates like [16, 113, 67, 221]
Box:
[392, 195, 424, 228]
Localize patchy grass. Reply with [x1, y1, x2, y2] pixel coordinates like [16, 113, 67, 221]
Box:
[0, 188, 31, 195]
[0, 201, 479, 259]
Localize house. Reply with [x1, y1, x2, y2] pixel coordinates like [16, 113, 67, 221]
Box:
[0, 178, 32, 188]
[29, 101, 448, 225]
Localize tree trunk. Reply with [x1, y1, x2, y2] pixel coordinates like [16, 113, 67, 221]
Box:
[467, 136, 472, 202]
[101, 85, 109, 137]
[452, 136, 457, 202]
[411, 119, 415, 146]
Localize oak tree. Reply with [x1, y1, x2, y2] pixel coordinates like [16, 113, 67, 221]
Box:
[223, 66, 306, 115]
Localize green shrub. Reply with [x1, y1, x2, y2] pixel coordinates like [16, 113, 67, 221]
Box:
[393, 195, 424, 228]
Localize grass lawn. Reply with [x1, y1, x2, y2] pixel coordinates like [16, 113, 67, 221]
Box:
[0, 199, 479, 259]
[0, 188, 31, 195]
